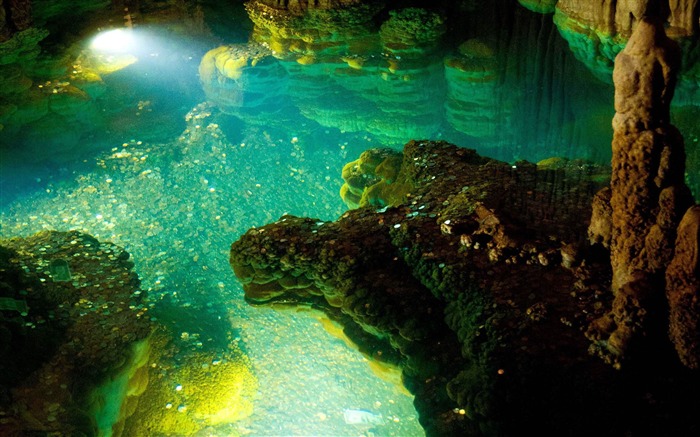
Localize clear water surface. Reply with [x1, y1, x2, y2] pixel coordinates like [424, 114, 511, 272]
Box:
[0, 5, 697, 437]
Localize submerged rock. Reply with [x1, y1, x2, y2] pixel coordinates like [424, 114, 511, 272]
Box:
[0, 229, 258, 436]
[230, 138, 700, 435]
[339, 147, 404, 209]
[0, 230, 150, 436]
[234, 138, 700, 435]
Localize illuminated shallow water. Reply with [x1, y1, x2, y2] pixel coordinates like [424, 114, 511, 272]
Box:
[1, 5, 698, 435]
[0, 100, 423, 435]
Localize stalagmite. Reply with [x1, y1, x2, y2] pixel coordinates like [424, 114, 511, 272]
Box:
[587, 17, 697, 366]
[666, 206, 700, 368]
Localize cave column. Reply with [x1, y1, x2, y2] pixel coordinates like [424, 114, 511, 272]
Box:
[587, 17, 695, 363]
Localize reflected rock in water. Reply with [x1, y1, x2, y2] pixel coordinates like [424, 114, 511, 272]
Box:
[199, 42, 290, 124]
[553, 0, 699, 98]
[372, 8, 446, 143]
[444, 39, 511, 145]
[215, 1, 447, 144]
[517, 0, 558, 14]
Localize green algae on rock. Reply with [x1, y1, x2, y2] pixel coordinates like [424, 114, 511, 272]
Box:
[339, 147, 406, 209]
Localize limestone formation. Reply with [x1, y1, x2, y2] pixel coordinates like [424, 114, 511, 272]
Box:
[231, 140, 700, 436]
[443, 39, 508, 144]
[245, 0, 382, 63]
[199, 43, 291, 123]
[0, 0, 32, 40]
[0, 231, 151, 436]
[238, 1, 445, 144]
[252, 0, 366, 13]
[609, 17, 691, 290]
[668, 0, 700, 37]
[553, 0, 700, 82]
[556, 0, 655, 38]
[339, 147, 405, 209]
[585, 18, 697, 368]
[666, 206, 700, 368]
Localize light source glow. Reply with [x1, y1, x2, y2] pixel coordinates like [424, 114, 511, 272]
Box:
[90, 29, 136, 53]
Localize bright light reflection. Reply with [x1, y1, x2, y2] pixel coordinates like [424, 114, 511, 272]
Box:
[90, 28, 136, 53]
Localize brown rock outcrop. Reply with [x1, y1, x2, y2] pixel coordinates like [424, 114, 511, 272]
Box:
[609, 17, 691, 292]
[587, 17, 696, 366]
[666, 205, 700, 368]
[668, 0, 700, 37]
[555, 0, 699, 39]
[0, 230, 150, 436]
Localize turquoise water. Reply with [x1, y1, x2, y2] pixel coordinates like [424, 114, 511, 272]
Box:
[0, 102, 421, 435]
[1, 4, 698, 436]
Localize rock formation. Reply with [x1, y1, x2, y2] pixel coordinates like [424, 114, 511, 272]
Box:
[556, 0, 658, 38]
[229, 15, 700, 436]
[443, 39, 510, 145]
[339, 147, 404, 209]
[230, 138, 700, 435]
[245, 0, 383, 64]
[230, 137, 698, 435]
[586, 17, 697, 367]
[666, 205, 700, 368]
[553, 0, 699, 84]
[218, 1, 449, 144]
[0, 229, 257, 436]
[668, 0, 700, 37]
[0, 231, 151, 435]
[517, 0, 558, 14]
[198, 42, 291, 124]
[0, 0, 32, 41]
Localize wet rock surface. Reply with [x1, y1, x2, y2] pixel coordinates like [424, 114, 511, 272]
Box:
[0, 230, 150, 436]
[231, 139, 695, 435]
[553, 0, 700, 91]
[586, 18, 698, 369]
[666, 205, 700, 369]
